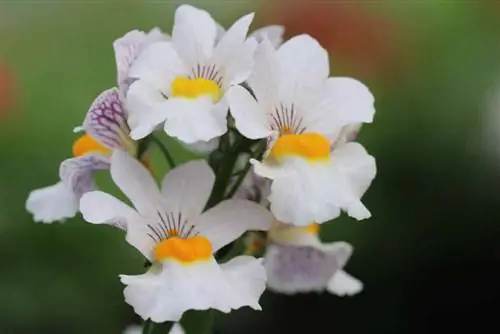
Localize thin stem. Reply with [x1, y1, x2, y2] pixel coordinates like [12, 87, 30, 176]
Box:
[224, 139, 267, 200]
[150, 135, 176, 169]
[142, 319, 152, 334]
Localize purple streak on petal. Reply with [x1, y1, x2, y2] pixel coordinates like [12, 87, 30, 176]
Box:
[59, 154, 109, 198]
[84, 88, 130, 150]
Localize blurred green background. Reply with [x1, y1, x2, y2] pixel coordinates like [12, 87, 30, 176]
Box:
[1, 0, 500, 333]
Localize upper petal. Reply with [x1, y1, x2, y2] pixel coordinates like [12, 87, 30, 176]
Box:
[194, 199, 273, 252]
[110, 150, 164, 217]
[83, 88, 133, 151]
[26, 181, 79, 223]
[250, 25, 285, 48]
[276, 34, 329, 97]
[226, 85, 269, 140]
[308, 77, 375, 138]
[172, 5, 217, 67]
[160, 160, 215, 220]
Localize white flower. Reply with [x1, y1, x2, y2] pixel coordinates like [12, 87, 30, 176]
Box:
[123, 323, 184, 334]
[126, 4, 257, 144]
[80, 150, 273, 322]
[264, 221, 363, 296]
[25, 88, 134, 223]
[113, 28, 169, 97]
[227, 35, 376, 226]
[216, 23, 285, 48]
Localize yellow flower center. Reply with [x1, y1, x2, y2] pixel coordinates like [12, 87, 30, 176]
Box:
[154, 236, 213, 263]
[72, 134, 112, 157]
[269, 133, 331, 162]
[298, 223, 320, 235]
[171, 77, 221, 102]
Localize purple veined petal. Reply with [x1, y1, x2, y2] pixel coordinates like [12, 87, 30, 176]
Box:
[59, 154, 109, 198]
[84, 88, 133, 151]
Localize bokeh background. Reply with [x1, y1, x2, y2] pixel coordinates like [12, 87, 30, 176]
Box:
[1, 0, 500, 333]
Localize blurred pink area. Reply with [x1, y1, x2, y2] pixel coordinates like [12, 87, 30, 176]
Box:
[262, 0, 415, 81]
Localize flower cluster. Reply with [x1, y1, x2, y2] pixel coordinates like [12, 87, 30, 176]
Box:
[25, 4, 376, 330]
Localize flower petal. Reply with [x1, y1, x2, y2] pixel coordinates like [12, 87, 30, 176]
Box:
[163, 97, 228, 144]
[59, 154, 109, 197]
[212, 13, 256, 88]
[172, 5, 217, 67]
[79, 190, 137, 231]
[276, 34, 329, 96]
[326, 270, 363, 296]
[226, 85, 268, 140]
[26, 181, 79, 223]
[121, 256, 263, 322]
[128, 41, 186, 84]
[83, 88, 132, 150]
[126, 80, 169, 140]
[113, 28, 168, 94]
[194, 199, 273, 252]
[250, 25, 285, 48]
[331, 142, 376, 219]
[180, 137, 219, 154]
[309, 77, 375, 138]
[160, 160, 215, 220]
[110, 150, 164, 217]
[264, 243, 339, 294]
[80, 190, 155, 259]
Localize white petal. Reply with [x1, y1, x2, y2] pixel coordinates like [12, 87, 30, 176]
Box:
[59, 154, 108, 196]
[276, 34, 329, 95]
[212, 13, 256, 88]
[122, 324, 142, 334]
[264, 243, 338, 294]
[26, 182, 79, 223]
[110, 150, 164, 217]
[194, 199, 273, 252]
[121, 257, 263, 322]
[247, 37, 280, 110]
[331, 142, 376, 219]
[126, 79, 168, 140]
[160, 160, 215, 220]
[169, 323, 185, 334]
[180, 137, 219, 154]
[219, 255, 266, 310]
[83, 87, 131, 150]
[319, 241, 353, 268]
[128, 41, 187, 83]
[79, 190, 136, 230]
[226, 85, 268, 139]
[255, 159, 341, 226]
[172, 5, 216, 67]
[114, 30, 147, 86]
[250, 25, 285, 48]
[309, 77, 375, 138]
[326, 270, 363, 296]
[163, 97, 228, 144]
[80, 190, 155, 259]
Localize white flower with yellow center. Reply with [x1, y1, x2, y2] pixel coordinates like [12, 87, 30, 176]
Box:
[126, 4, 257, 144]
[264, 221, 363, 296]
[26, 88, 135, 223]
[227, 35, 376, 226]
[80, 150, 273, 322]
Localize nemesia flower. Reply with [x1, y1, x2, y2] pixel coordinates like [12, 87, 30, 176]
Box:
[124, 323, 184, 334]
[79, 151, 273, 322]
[264, 221, 363, 296]
[113, 28, 169, 97]
[25, 88, 134, 223]
[227, 35, 376, 226]
[125, 4, 257, 143]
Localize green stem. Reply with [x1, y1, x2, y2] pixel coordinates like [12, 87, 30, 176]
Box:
[224, 139, 267, 200]
[142, 319, 152, 334]
[143, 319, 174, 334]
[150, 135, 176, 169]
